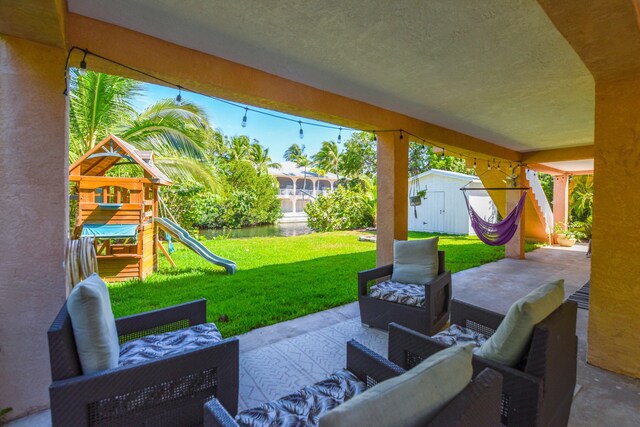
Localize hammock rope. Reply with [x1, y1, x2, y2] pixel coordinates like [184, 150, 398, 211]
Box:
[463, 191, 527, 246]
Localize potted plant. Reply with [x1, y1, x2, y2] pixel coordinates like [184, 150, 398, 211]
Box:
[554, 222, 587, 247]
[410, 189, 427, 206]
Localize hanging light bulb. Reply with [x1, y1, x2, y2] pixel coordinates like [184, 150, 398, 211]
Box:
[337, 128, 342, 143]
[399, 130, 403, 140]
[487, 162, 492, 170]
[473, 159, 477, 169]
[299, 121, 304, 139]
[241, 108, 248, 128]
[372, 132, 377, 143]
[80, 49, 88, 70]
[441, 148, 445, 160]
[176, 86, 182, 103]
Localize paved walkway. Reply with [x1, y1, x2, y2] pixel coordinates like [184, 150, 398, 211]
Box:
[9, 245, 640, 426]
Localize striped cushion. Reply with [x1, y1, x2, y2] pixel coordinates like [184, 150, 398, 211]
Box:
[235, 369, 365, 427]
[369, 281, 425, 308]
[119, 323, 223, 367]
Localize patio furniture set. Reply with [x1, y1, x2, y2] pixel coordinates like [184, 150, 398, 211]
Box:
[48, 237, 577, 426]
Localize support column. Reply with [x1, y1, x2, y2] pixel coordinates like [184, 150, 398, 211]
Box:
[505, 168, 526, 259]
[553, 173, 569, 233]
[376, 132, 408, 266]
[588, 77, 640, 378]
[0, 37, 68, 418]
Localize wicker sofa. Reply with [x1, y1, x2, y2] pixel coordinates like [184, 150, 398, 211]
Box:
[388, 299, 578, 426]
[204, 340, 503, 427]
[358, 251, 452, 335]
[48, 299, 239, 427]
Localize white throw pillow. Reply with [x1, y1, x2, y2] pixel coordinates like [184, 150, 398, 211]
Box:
[319, 344, 473, 427]
[66, 273, 120, 374]
[476, 279, 565, 366]
[391, 238, 439, 285]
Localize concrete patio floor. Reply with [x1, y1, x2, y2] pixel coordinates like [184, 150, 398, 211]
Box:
[9, 245, 640, 426]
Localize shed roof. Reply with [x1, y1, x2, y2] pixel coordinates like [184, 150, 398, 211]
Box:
[411, 169, 480, 183]
[69, 134, 171, 185]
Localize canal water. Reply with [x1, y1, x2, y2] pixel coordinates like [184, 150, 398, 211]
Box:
[199, 222, 313, 239]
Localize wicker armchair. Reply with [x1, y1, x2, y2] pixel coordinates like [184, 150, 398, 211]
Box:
[358, 251, 452, 335]
[48, 299, 239, 427]
[204, 340, 503, 427]
[388, 299, 578, 426]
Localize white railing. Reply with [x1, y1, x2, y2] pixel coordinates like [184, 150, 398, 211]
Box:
[279, 188, 331, 197]
[526, 170, 554, 233]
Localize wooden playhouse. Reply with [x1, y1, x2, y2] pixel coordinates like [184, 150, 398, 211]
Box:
[69, 134, 171, 282]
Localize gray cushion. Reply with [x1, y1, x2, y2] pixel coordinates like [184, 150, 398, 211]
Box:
[369, 280, 425, 307]
[391, 238, 439, 285]
[476, 279, 564, 366]
[119, 322, 223, 367]
[235, 369, 365, 427]
[66, 273, 120, 374]
[319, 344, 473, 427]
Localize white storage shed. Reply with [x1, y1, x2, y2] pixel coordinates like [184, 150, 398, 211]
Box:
[408, 169, 497, 235]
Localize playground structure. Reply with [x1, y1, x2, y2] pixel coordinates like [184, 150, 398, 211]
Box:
[69, 134, 236, 281]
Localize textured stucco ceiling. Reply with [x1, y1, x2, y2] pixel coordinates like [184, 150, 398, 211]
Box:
[68, 0, 595, 152]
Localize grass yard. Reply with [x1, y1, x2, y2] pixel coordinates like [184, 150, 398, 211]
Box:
[109, 231, 541, 337]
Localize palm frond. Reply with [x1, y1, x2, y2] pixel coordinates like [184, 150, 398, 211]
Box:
[154, 157, 223, 193]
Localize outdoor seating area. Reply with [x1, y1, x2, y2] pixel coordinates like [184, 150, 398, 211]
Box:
[11, 244, 638, 427]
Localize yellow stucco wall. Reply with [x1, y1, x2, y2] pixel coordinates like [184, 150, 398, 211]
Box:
[0, 36, 68, 418]
[588, 77, 640, 378]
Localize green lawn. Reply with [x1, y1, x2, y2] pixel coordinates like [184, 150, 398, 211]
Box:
[109, 231, 540, 337]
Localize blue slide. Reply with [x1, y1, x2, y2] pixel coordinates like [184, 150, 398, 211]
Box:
[155, 217, 237, 274]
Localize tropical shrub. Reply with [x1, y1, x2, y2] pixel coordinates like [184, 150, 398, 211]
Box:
[305, 186, 374, 231]
[160, 162, 281, 230]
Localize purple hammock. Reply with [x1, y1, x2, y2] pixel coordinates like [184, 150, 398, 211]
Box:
[463, 191, 527, 246]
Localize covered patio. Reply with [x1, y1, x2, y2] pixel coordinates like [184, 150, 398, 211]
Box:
[2, 0, 640, 425]
[11, 245, 639, 426]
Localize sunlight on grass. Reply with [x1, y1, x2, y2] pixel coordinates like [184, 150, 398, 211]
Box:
[108, 231, 541, 337]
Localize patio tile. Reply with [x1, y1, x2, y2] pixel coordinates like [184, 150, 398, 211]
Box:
[8, 245, 640, 426]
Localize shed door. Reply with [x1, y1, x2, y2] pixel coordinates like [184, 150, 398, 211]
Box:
[422, 191, 445, 232]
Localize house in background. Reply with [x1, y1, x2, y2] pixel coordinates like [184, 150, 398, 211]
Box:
[408, 169, 497, 235]
[268, 161, 338, 222]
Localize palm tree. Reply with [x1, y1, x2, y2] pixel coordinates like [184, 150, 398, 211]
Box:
[284, 143, 311, 199]
[69, 70, 219, 189]
[250, 143, 280, 174]
[225, 135, 251, 162]
[69, 69, 140, 161]
[312, 140, 341, 180]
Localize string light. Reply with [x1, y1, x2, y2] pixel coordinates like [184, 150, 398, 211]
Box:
[63, 46, 518, 170]
[241, 108, 248, 128]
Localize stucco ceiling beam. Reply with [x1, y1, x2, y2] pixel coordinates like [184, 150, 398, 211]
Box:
[0, 0, 66, 48]
[520, 145, 593, 164]
[65, 13, 519, 162]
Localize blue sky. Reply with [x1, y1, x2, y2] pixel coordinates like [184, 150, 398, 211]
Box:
[133, 82, 357, 163]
